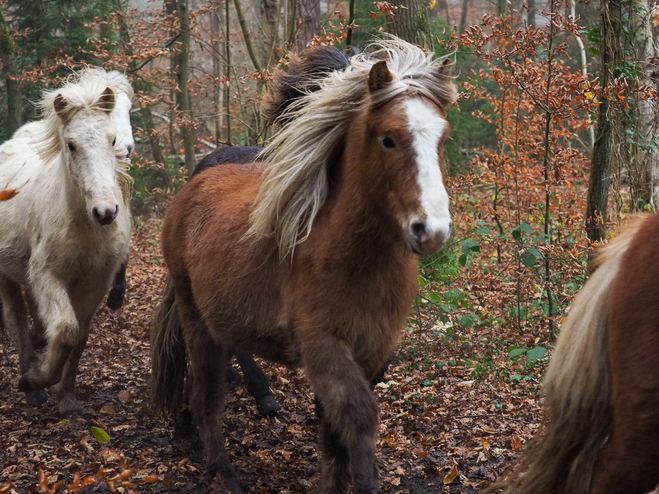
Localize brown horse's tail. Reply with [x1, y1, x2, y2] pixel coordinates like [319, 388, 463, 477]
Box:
[488, 214, 648, 494]
[150, 275, 187, 416]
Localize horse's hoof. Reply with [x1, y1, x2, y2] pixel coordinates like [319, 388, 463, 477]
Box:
[25, 389, 48, 407]
[60, 408, 81, 419]
[18, 373, 34, 393]
[256, 395, 281, 417]
[58, 396, 83, 419]
[106, 289, 125, 310]
[225, 478, 244, 494]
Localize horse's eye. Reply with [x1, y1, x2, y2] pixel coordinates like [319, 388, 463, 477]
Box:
[112, 137, 116, 146]
[68, 142, 76, 152]
[381, 136, 396, 149]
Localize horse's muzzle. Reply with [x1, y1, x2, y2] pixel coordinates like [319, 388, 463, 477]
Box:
[407, 219, 452, 255]
[93, 204, 119, 226]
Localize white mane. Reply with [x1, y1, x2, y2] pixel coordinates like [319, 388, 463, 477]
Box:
[248, 37, 458, 259]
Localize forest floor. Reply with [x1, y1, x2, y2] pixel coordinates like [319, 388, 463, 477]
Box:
[0, 216, 545, 494]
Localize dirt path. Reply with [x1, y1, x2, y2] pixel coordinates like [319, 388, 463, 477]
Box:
[0, 217, 541, 493]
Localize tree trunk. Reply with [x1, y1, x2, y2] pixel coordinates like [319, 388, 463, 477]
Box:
[629, 0, 659, 209]
[296, 0, 320, 50]
[459, 0, 468, 32]
[113, 0, 166, 164]
[526, 0, 535, 27]
[224, 0, 232, 145]
[585, 0, 623, 242]
[0, 8, 22, 136]
[171, 0, 196, 175]
[387, 0, 432, 49]
[211, 7, 223, 146]
[261, 0, 281, 66]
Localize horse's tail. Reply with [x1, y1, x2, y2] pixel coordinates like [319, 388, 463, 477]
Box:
[150, 275, 187, 416]
[488, 214, 648, 494]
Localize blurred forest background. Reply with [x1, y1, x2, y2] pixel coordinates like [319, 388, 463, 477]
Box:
[1, 0, 659, 403]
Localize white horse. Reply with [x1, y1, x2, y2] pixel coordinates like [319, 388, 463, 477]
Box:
[0, 68, 132, 417]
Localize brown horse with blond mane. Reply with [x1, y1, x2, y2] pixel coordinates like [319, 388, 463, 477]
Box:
[489, 213, 659, 494]
[150, 37, 457, 493]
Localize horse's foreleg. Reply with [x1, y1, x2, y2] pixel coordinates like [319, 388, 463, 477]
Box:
[51, 321, 91, 418]
[235, 353, 281, 417]
[304, 337, 381, 494]
[18, 272, 78, 393]
[176, 299, 242, 493]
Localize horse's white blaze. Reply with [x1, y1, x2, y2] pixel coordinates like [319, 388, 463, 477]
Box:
[63, 110, 120, 222]
[404, 98, 451, 248]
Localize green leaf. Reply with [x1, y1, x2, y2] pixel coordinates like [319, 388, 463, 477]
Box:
[521, 251, 538, 268]
[91, 426, 110, 445]
[526, 346, 546, 361]
[508, 347, 527, 358]
[510, 375, 522, 381]
[519, 223, 534, 233]
[459, 315, 476, 328]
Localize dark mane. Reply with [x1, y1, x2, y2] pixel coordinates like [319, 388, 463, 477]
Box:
[263, 46, 357, 126]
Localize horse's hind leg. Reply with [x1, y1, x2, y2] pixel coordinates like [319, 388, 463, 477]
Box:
[304, 337, 380, 494]
[235, 353, 281, 417]
[176, 297, 242, 493]
[106, 261, 127, 310]
[0, 277, 48, 406]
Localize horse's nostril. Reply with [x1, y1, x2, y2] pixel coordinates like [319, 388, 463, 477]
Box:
[411, 221, 428, 243]
[93, 205, 119, 226]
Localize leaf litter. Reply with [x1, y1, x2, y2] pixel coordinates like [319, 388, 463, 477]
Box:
[0, 216, 544, 493]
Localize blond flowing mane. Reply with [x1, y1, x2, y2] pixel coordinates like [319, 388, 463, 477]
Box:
[248, 37, 458, 259]
[33, 68, 133, 201]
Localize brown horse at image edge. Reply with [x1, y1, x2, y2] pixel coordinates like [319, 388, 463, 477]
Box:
[488, 213, 659, 494]
[150, 37, 457, 493]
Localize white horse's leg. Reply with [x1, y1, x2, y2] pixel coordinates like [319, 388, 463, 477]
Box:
[51, 312, 94, 418]
[18, 270, 79, 394]
[0, 276, 48, 406]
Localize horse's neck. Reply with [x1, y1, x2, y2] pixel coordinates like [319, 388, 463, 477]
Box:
[317, 157, 407, 267]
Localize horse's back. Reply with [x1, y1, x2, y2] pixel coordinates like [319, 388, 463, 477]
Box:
[163, 163, 296, 360]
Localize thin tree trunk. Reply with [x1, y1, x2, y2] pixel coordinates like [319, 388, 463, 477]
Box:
[234, 0, 263, 71]
[586, 0, 623, 242]
[0, 8, 22, 136]
[224, 0, 232, 145]
[172, 0, 196, 175]
[211, 7, 223, 146]
[113, 0, 166, 164]
[629, 0, 658, 208]
[527, 0, 535, 27]
[459, 0, 469, 32]
[569, 0, 594, 150]
[296, 0, 320, 50]
[261, 0, 282, 66]
[387, 0, 433, 48]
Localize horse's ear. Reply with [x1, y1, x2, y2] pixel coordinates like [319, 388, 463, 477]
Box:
[436, 58, 453, 78]
[54, 94, 73, 121]
[368, 60, 393, 93]
[97, 87, 116, 113]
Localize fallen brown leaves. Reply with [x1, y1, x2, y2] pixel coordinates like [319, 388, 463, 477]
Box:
[0, 215, 544, 493]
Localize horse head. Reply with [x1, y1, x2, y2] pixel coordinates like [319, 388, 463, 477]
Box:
[54, 86, 121, 226]
[358, 59, 454, 256]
